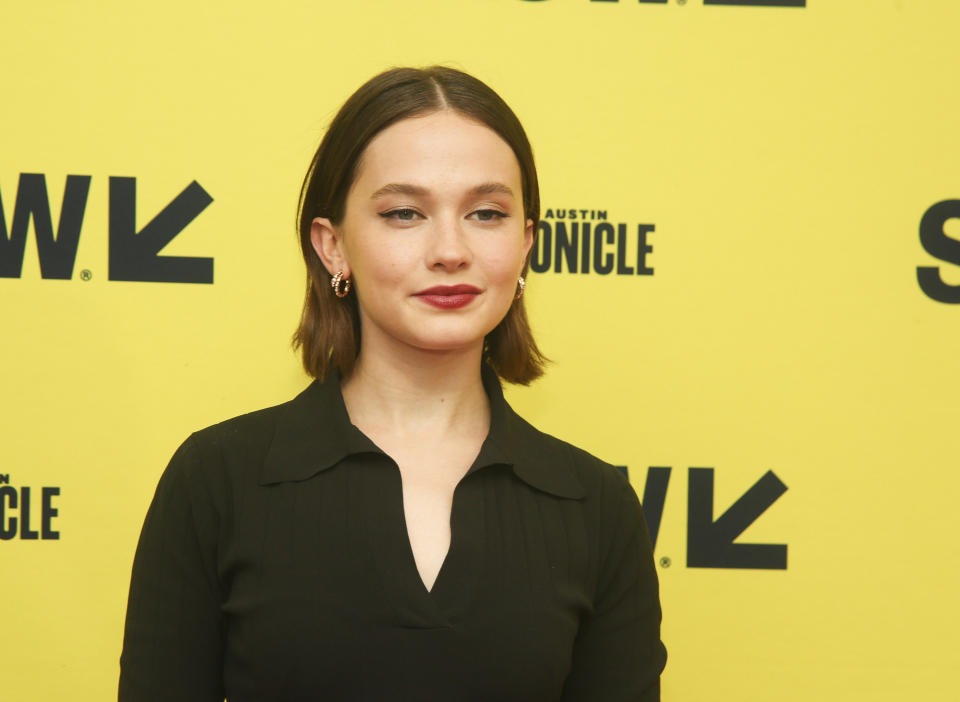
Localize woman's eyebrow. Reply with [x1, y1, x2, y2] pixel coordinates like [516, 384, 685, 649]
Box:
[369, 182, 515, 200]
[470, 182, 514, 197]
[370, 183, 429, 199]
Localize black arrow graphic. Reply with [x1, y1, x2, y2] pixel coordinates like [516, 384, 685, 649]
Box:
[108, 177, 213, 283]
[687, 467, 788, 569]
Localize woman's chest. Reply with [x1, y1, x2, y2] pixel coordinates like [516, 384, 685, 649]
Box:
[216, 458, 593, 700]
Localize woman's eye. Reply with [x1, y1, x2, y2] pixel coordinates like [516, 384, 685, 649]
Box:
[472, 209, 507, 222]
[381, 208, 421, 221]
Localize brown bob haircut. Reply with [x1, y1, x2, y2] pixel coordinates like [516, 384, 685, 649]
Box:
[293, 65, 547, 385]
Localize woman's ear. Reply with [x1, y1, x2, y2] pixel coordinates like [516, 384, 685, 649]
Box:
[310, 217, 350, 278]
[522, 218, 535, 265]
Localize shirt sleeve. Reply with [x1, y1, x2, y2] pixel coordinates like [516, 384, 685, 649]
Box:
[561, 471, 668, 701]
[118, 434, 225, 702]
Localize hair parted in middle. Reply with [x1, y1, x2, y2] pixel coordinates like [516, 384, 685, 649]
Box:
[293, 65, 546, 385]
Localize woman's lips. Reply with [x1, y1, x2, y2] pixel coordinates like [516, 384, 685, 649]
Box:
[413, 285, 481, 309]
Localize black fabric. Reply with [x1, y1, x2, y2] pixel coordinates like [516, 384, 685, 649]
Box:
[119, 365, 667, 701]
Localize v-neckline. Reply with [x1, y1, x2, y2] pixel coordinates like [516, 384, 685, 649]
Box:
[366, 460, 487, 629]
[398, 486, 452, 597]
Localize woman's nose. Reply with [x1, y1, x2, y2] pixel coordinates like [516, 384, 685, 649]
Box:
[427, 217, 472, 271]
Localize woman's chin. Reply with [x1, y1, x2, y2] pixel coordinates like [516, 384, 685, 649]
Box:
[395, 329, 490, 355]
[409, 337, 486, 355]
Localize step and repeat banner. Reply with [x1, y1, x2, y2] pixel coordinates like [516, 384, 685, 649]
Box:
[1, 1, 957, 700]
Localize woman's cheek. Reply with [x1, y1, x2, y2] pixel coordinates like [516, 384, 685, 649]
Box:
[492, 250, 525, 283]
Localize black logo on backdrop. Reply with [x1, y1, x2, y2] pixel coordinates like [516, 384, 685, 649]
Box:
[0, 173, 213, 284]
[533, 208, 654, 276]
[622, 465, 788, 570]
[522, 1, 806, 8]
[917, 199, 960, 304]
[0, 474, 60, 541]
[702, 0, 804, 6]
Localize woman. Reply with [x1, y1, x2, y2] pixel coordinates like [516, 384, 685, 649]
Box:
[119, 66, 667, 701]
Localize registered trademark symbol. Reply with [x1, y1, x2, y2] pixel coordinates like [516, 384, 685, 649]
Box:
[659, 556, 672, 568]
[80, 269, 92, 281]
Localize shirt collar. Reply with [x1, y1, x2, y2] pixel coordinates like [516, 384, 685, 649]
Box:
[259, 363, 585, 500]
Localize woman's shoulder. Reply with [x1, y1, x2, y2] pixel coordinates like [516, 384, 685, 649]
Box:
[505, 408, 637, 508]
[506, 412, 653, 564]
[163, 383, 320, 486]
[190, 393, 299, 453]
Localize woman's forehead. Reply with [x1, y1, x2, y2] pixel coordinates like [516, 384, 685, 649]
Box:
[351, 111, 522, 197]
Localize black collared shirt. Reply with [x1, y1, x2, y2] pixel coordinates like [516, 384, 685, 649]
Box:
[119, 366, 666, 701]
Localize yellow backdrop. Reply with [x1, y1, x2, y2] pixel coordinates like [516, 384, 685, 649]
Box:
[2, 1, 958, 700]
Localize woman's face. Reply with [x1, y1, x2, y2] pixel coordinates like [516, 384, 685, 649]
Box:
[311, 110, 534, 357]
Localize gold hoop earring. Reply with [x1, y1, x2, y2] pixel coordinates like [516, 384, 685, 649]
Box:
[331, 271, 351, 298]
[515, 276, 526, 300]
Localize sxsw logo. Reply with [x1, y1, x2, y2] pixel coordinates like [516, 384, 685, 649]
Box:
[0, 173, 213, 283]
[627, 465, 788, 570]
[917, 199, 960, 304]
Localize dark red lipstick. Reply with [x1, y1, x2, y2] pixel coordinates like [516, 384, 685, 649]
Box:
[413, 284, 481, 309]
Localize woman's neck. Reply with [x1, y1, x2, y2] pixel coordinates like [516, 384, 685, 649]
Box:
[339, 342, 490, 443]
